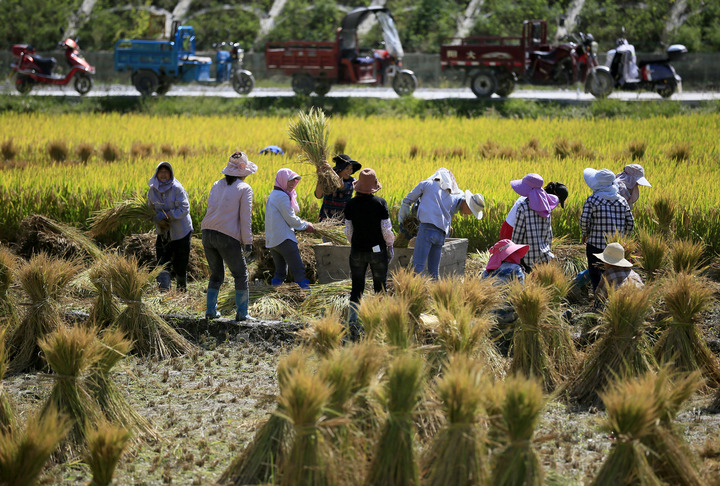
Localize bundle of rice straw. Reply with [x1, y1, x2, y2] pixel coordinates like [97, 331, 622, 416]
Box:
[461, 277, 503, 318]
[0, 246, 19, 333]
[391, 268, 430, 339]
[422, 355, 487, 486]
[24, 215, 103, 260]
[85, 420, 132, 486]
[288, 107, 342, 193]
[382, 296, 414, 350]
[670, 239, 706, 274]
[507, 280, 559, 392]
[299, 311, 346, 357]
[638, 229, 668, 280]
[346, 341, 387, 436]
[0, 330, 13, 431]
[590, 375, 663, 486]
[642, 367, 704, 486]
[105, 253, 195, 359]
[305, 217, 348, 246]
[8, 253, 82, 374]
[218, 348, 308, 485]
[365, 352, 425, 486]
[87, 194, 155, 238]
[0, 407, 72, 486]
[88, 259, 121, 329]
[88, 329, 158, 440]
[489, 375, 546, 486]
[564, 284, 657, 408]
[278, 367, 333, 486]
[357, 293, 386, 341]
[39, 325, 103, 460]
[655, 272, 720, 385]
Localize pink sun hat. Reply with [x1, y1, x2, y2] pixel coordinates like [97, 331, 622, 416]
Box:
[486, 239, 530, 270]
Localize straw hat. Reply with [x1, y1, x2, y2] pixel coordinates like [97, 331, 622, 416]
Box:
[222, 151, 257, 177]
[594, 243, 633, 267]
[353, 168, 382, 193]
[464, 190, 485, 219]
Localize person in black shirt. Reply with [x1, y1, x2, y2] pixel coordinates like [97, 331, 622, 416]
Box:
[344, 168, 395, 340]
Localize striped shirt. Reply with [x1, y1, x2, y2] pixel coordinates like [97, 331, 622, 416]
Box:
[511, 199, 554, 267]
[319, 177, 354, 221]
[580, 195, 635, 249]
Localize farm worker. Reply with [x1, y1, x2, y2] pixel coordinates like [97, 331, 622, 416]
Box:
[592, 242, 644, 307]
[200, 151, 257, 321]
[500, 182, 568, 240]
[266, 168, 315, 289]
[510, 173, 559, 269]
[615, 164, 651, 210]
[399, 167, 484, 279]
[148, 161, 193, 292]
[481, 239, 530, 284]
[314, 154, 362, 222]
[580, 168, 635, 291]
[343, 168, 395, 339]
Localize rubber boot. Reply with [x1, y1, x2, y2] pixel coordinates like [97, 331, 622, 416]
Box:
[157, 271, 171, 292]
[348, 301, 359, 324]
[235, 289, 256, 322]
[297, 279, 311, 290]
[176, 276, 187, 293]
[271, 278, 284, 286]
[205, 288, 221, 319]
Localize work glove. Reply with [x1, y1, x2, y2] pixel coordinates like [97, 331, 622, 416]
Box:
[157, 219, 171, 233]
[398, 202, 411, 226]
[153, 211, 167, 223]
[243, 244, 254, 262]
[387, 246, 394, 263]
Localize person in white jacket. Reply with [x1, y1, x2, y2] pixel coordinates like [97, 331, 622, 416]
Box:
[265, 168, 315, 289]
[201, 152, 256, 321]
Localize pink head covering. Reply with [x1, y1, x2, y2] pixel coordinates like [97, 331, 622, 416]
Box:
[510, 173, 559, 218]
[486, 239, 530, 270]
[274, 168, 302, 213]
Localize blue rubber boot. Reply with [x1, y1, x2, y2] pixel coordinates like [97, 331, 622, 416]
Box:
[205, 288, 221, 319]
[297, 279, 311, 290]
[235, 289, 255, 322]
[271, 278, 283, 286]
[157, 271, 171, 292]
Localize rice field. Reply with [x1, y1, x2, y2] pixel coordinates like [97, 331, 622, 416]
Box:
[1, 112, 720, 251]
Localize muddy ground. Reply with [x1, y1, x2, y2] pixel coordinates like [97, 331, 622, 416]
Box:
[4, 276, 720, 485]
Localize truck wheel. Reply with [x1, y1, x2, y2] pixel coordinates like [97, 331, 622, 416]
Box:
[133, 70, 159, 96]
[393, 70, 417, 96]
[657, 82, 676, 98]
[470, 71, 497, 98]
[585, 70, 613, 98]
[73, 73, 93, 95]
[15, 75, 34, 95]
[314, 79, 331, 96]
[495, 75, 515, 97]
[232, 70, 255, 95]
[156, 79, 172, 95]
[291, 74, 315, 96]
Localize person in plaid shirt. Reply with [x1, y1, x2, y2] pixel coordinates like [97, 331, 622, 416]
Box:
[580, 168, 635, 290]
[592, 242, 644, 309]
[510, 173, 560, 269]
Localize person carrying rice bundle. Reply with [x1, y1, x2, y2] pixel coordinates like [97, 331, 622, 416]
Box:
[509, 173, 560, 270]
[147, 161, 193, 292]
[266, 168, 315, 289]
[592, 242, 644, 308]
[343, 168, 394, 338]
[201, 151, 257, 321]
[615, 163, 652, 210]
[314, 154, 362, 222]
[399, 168, 484, 279]
[499, 181, 568, 240]
[580, 168, 635, 291]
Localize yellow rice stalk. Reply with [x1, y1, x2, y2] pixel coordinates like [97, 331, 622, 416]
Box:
[655, 272, 720, 385]
[461, 276, 504, 317]
[85, 420, 131, 486]
[288, 107, 342, 193]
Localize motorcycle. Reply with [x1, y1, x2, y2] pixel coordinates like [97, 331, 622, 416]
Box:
[10, 38, 95, 95]
[605, 35, 686, 98]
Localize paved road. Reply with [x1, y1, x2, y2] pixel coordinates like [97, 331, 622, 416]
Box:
[2, 82, 719, 101]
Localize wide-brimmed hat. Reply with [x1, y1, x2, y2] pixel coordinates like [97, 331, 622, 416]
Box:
[222, 151, 257, 177]
[622, 164, 651, 187]
[353, 168, 382, 193]
[583, 168, 615, 190]
[259, 145, 284, 155]
[486, 239, 529, 270]
[511, 173, 544, 197]
[594, 242, 633, 267]
[464, 190, 485, 219]
[332, 154, 362, 174]
[545, 182, 569, 208]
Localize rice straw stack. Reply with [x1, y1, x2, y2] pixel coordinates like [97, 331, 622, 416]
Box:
[88, 258, 121, 329]
[31, 215, 104, 260]
[0, 246, 19, 333]
[85, 420, 132, 486]
[288, 107, 342, 193]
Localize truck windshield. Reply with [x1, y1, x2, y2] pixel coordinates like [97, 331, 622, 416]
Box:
[377, 12, 403, 60]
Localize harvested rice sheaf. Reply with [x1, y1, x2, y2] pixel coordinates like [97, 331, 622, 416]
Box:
[87, 194, 155, 238]
[17, 214, 102, 261]
[0, 246, 19, 334]
[85, 421, 132, 486]
[288, 107, 342, 194]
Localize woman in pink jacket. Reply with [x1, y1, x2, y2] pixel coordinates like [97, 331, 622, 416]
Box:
[201, 152, 257, 321]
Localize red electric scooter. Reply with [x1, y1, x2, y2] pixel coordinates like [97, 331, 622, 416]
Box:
[10, 38, 95, 95]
